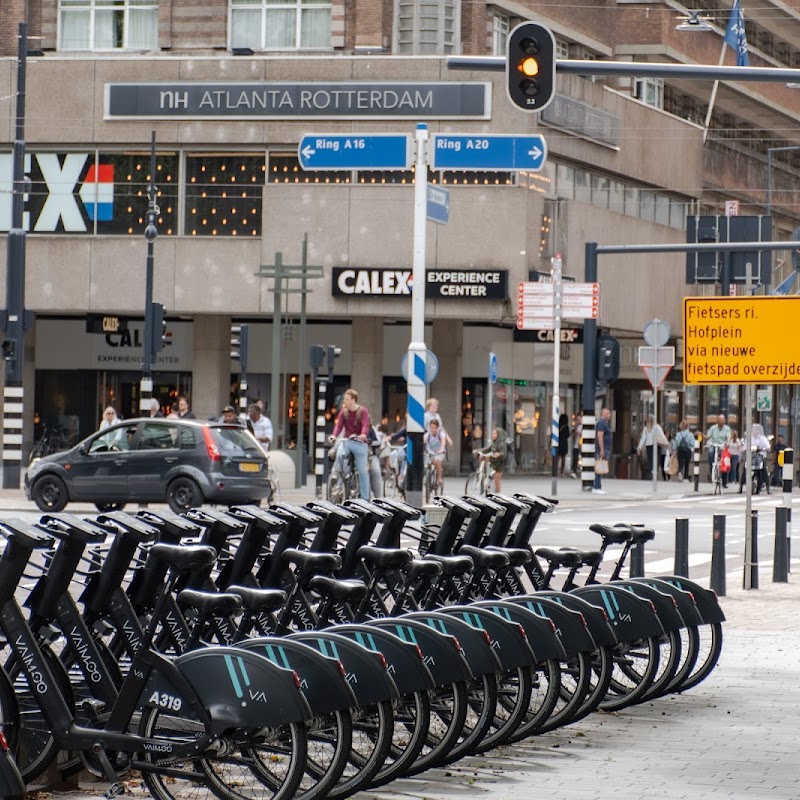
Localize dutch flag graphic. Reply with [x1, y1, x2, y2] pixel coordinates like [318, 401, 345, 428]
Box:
[79, 163, 114, 222]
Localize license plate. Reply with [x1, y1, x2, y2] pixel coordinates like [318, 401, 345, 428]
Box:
[238, 462, 260, 473]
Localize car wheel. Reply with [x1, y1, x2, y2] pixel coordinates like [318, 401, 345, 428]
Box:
[32, 474, 69, 512]
[166, 476, 203, 513]
[95, 502, 127, 512]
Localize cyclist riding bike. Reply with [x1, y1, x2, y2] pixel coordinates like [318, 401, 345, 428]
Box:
[705, 414, 731, 489]
[424, 419, 448, 489]
[329, 387, 371, 500]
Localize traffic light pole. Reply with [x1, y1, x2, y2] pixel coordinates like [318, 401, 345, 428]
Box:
[2, 24, 31, 489]
[140, 131, 158, 416]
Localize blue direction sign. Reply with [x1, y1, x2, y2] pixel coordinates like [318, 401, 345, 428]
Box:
[426, 184, 450, 225]
[298, 134, 411, 170]
[431, 134, 547, 172]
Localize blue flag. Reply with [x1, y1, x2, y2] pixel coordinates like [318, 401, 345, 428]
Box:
[724, 0, 749, 66]
[772, 271, 796, 296]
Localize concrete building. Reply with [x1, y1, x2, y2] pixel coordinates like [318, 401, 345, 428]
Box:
[1, 0, 799, 476]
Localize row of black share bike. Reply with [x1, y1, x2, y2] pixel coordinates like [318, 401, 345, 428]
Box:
[0, 491, 724, 800]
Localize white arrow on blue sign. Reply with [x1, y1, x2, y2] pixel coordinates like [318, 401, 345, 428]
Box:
[298, 134, 412, 171]
[431, 134, 547, 171]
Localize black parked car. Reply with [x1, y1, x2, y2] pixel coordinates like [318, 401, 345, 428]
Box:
[24, 418, 270, 513]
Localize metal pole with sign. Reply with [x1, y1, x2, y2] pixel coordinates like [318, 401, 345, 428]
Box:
[487, 352, 497, 454]
[550, 255, 563, 497]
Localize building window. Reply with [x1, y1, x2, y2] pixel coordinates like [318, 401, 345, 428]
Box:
[491, 13, 509, 56]
[185, 155, 265, 237]
[268, 153, 350, 184]
[633, 77, 664, 110]
[230, 0, 331, 50]
[555, 37, 569, 61]
[396, 0, 460, 55]
[59, 0, 158, 50]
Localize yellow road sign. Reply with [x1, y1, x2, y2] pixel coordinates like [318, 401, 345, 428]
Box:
[683, 296, 800, 385]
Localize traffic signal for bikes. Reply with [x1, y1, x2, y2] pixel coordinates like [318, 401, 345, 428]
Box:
[327, 345, 341, 376]
[230, 323, 249, 370]
[506, 22, 556, 112]
[151, 303, 169, 354]
[310, 345, 326, 373]
[596, 334, 620, 382]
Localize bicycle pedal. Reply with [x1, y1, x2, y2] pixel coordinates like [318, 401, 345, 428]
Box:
[104, 782, 126, 799]
[81, 698, 107, 718]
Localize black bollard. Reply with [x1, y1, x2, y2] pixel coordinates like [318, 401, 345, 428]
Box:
[748, 510, 759, 590]
[629, 540, 645, 578]
[773, 507, 789, 583]
[674, 518, 689, 577]
[710, 513, 726, 597]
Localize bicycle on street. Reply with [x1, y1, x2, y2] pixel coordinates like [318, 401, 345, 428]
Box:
[327, 435, 361, 503]
[465, 452, 494, 496]
[708, 445, 724, 495]
[424, 451, 444, 505]
[383, 443, 407, 500]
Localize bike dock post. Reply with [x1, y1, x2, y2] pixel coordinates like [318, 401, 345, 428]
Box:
[745, 510, 759, 590]
[674, 518, 689, 577]
[629, 539, 645, 578]
[710, 514, 726, 596]
[773, 506, 789, 583]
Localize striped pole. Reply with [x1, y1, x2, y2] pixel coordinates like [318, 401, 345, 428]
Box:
[580, 413, 596, 491]
[314, 380, 328, 499]
[238, 377, 248, 425]
[782, 448, 793, 571]
[693, 435, 700, 492]
[2, 385, 24, 474]
[406, 344, 427, 509]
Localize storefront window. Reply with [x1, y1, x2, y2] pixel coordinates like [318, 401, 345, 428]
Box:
[185, 154, 266, 237]
[269, 153, 350, 184]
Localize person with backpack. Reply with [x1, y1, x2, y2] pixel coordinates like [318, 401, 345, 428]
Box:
[474, 426, 509, 492]
[674, 420, 695, 483]
[329, 387, 371, 500]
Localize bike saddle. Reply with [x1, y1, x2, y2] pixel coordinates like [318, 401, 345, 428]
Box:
[147, 543, 217, 573]
[282, 548, 342, 573]
[308, 575, 367, 604]
[485, 544, 531, 566]
[534, 547, 582, 568]
[589, 523, 631, 545]
[458, 544, 509, 569]
[357, 545, 413, 570]
[177, 588, 244, 615]
[424, 553, 474, 576]
[405, 558, 442, 580]
[227, 585, 288, 613]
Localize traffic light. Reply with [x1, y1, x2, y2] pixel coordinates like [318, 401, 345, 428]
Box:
[506, 22, 556, 112]
[230, 323, 249, 369]
[151, 302, 169, 354]
[327, 345, 341, 377]
[1, 339, 15, 361]
[310, 345, 325, 373]
[596, 334, 620, 382]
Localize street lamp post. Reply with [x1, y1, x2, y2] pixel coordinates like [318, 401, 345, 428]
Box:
[140, 131, 158, 415]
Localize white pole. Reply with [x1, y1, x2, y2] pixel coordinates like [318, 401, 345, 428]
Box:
[487, 352, 494, 439]
[551, 254, 563, 496]
[406, 123, 429, 508]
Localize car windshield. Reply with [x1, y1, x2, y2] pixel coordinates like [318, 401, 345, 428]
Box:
[211, 425, 263, 457]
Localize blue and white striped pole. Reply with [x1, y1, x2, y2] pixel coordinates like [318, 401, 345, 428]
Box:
[405, 123, 429, 509]
[550, 255, 562, 496]
[314, 380, 328, 500]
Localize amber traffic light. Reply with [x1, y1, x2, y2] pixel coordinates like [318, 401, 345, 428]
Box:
[506, 22, 556, 112]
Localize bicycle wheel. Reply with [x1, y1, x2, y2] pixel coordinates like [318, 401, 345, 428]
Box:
[712, 464, 722, 494]
[403, 681, 467, 776]
[641, 629, 682, 701]
[677, 622, 723, 692]
[326, 700, 392, 799]
[574, 645, 614, 721]
[464, 472, 482, 496]
[294, 710, 351, 800]
[536, 652, 592, 734]
[600, 636, 660, 712]
[327, 472, 345, 505]
[0, 668, 20, 757]
[140, 705, 307, 800]
[424, 468, 435, 505]
[383, 468, 397, 499]
[368, 689, 430, 787]
[439, 673, 497, 764]
[508, 659, 562, 742]
[664, 626, 700, 695]
[472, 666, 533, 753]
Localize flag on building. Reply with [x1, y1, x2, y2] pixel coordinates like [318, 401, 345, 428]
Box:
[724, 0, 749, 67]
[79, 163, 115, 222]
[771, 271, 797, 296]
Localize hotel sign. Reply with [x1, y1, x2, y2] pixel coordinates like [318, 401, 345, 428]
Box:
[105, 82, 492, 120]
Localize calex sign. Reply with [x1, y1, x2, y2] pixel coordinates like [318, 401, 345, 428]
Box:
[333, 268, 508, 300]
[0, 153, 114, 232]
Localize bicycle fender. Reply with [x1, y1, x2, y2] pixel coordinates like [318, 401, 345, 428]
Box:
[534, 590, 618, 647]
[573, 586, 664, 641]
[438, 606, 536, 671]
[626, 578, 704, 627]
[0, 736, 24, 800]
[504, 595, 596, 656]
[611, 580, 687, 631]
[650, 576, 726, 624]
[288, 631, 400, 706]
[330, 623, 436, 694]
[174, 646, 311, 731]
[238, 637, 357, 715]
[366, 617, 474, 686]
[405, 610, 503, 677]
[473, 600, 567, 663]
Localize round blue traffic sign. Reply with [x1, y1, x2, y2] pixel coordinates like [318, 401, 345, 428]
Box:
[489, 352, 498, 384]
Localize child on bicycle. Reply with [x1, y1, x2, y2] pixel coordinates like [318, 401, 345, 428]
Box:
[424, 419, 448, 487]
[473, 426, 509, 492]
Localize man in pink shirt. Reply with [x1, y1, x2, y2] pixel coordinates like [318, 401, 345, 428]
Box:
[329, 388, 371, 499]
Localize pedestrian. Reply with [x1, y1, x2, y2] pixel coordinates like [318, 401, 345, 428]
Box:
[167, 402, 179, 419]
[636, 414, 668, 481]
[740, 422, 770, 494]
[148, 398, 164, 418]
[674, 420, 695, 482]
[474, 426, 508, 493]
[557, 413, 570, 476]
[593, 407, 613, 495]
[771, 433, 786, 487]
[329, 387, 371, 501]
[570, 413, 582, 478]
[219, 405, 239, 425]
[424, 397, 454, 448]
[177, 395, 196, 420]
[706, 414, 731, 487]
[99, 406, 119, 431]
[248, 403, 273, 454]
[726, 429, 742, 485]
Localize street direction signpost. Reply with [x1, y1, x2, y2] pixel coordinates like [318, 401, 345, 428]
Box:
[516, 281, 598, 329]
[426, 183, 450, 224]
[431, 134, 547, 171]
[298, 134, 412, 170]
